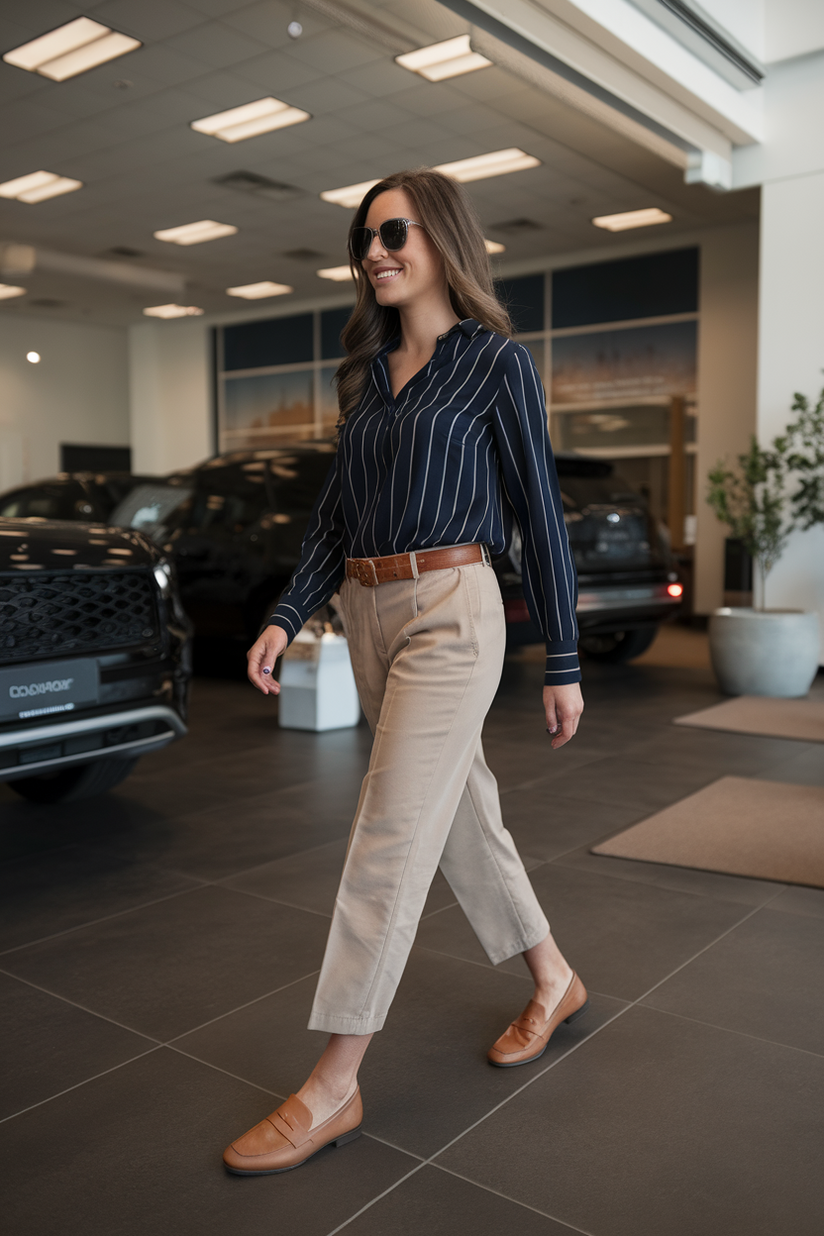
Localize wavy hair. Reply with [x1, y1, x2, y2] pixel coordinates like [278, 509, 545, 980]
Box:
[335, 168, 512, 424]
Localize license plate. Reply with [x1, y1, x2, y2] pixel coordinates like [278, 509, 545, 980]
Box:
[0, 659, 99, 722]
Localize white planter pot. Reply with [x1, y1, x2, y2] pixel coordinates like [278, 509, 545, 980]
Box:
[708, 608, 821, 697]
[278, 631, 361, 731]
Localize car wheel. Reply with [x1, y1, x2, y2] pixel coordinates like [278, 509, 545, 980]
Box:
[579, 625, 658, 663]
[7, 756, 139, 803]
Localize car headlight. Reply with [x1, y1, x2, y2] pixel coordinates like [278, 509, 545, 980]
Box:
[153, 559, 175, 598]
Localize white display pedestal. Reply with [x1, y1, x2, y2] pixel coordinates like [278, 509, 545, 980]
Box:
[278, 631, 361, 731]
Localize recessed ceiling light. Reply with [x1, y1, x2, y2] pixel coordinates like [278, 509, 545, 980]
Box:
[317, 265, 354, 282]
[395, 35, 492, 82]
[484, 239, 505, 254]
[26, 351, 41, 363]
[591, 208, 673, 231]
[0, 171, 83, 203]
[153, 220, 238, 246]
[226, 281, 293, 299]
[319, 151, 539, 208]
[434, 149, 541, 183]
[192, 97, 310, 143]
[143, 304, 205, 319]
[0, 284, 27, 300]
[3, 17, 141, 82]
[320, 179, 381, 209]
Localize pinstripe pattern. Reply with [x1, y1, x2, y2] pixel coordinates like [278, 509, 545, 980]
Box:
[270, 320, 580, 684]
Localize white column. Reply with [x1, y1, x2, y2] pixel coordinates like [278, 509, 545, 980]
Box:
[757, 171, 824, 661]
[128, 319, 212, 475]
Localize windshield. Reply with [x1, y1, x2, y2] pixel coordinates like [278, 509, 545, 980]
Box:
[110, 483, 194, 541]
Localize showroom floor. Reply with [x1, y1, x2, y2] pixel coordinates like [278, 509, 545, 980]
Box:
[1, 631, 823, 1236]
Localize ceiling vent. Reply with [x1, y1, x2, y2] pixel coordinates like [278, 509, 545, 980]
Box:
[489, 217, 544, 234]
[107, 245, 144, 257]
[214, 171, 303, 200]
[28, 297, 68, 308]
[282, 248, 326, 262]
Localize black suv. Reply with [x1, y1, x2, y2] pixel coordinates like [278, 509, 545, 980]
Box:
[497, 455, 682, 660]
[112, 445, 337, 641]
[113, 446, 680, 660]
[0, 472, 156, 523]
[0, 519, 191, 802]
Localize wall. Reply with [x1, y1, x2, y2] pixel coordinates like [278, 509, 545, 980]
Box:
[129, 318, 212, 475]
[0, 315, 129, 490]
[757, 171, 824, 658]
[694, 221, 760, 613]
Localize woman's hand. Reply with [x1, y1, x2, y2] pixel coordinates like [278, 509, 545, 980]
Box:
[543, 683, 584, 749]
[247, 625, 289, 695]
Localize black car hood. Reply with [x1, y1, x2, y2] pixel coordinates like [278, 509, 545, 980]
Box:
[0, 519, 159, 571]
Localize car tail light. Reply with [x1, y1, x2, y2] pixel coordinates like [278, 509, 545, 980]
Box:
[503, 598, 531, 623]
[667, 582, 684, 598]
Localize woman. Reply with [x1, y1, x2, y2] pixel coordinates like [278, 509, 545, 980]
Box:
[223, 168, 586, 1176]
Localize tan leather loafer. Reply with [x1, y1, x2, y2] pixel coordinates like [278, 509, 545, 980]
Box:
[222, 1088, 363, 1175]
[488, 972, 589, 1067]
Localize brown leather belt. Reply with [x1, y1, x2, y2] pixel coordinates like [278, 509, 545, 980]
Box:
[346, 543, 487, 587]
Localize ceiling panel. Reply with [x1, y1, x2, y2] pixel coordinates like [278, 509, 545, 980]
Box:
[0, 0, 758, 327]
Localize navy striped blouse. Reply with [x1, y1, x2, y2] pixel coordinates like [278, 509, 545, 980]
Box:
[270, 319, 580, 685]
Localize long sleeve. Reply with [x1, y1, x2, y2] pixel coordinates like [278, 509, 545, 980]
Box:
[493, 346, 581, 686]
[268, 457, 347, 642]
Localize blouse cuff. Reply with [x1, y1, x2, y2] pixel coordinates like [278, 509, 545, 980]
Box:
[544, 641, 581, 686]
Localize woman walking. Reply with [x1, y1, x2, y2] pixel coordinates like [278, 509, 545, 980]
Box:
[223, 168, 586, 1175]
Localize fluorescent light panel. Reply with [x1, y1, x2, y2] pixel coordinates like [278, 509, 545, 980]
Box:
[0, 284, 26, 300]
[395, 35, 492, 82]
[191, 97, 310, 143]
[3, 17, 141, 81]
[484, 239, 505, 254]
[435, 149, 540, 183]
[591, 208, 673, 231]
[154, 220, 238, 246]
[143, 304, 204, 319]
[320, 150, 539, 208]
[317, 265, 354, 282]
[226, 281, 293, 299]
[0, 170, 83, 203]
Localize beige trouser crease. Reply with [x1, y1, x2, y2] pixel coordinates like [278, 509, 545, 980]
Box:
[307, 560, 549, 1036]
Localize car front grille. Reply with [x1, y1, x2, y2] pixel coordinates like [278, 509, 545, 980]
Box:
[0, 569, 160, 662]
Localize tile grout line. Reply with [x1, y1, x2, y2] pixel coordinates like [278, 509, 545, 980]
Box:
[430, 1162, 598, 1235]
[0, 966, 166, 1041]
[0, 1045, 163, 1126]
[636, 1000, 824, 1060]
[0, 884, 209, 957]
[164, 969, 321, 1043]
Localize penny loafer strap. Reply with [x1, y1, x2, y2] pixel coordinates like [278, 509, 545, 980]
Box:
[268, 1095, 311, 1149]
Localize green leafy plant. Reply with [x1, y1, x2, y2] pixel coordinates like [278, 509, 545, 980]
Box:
[707, 384, 824, 609]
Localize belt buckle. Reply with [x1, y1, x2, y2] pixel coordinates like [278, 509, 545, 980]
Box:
[352, 558, 379, 587]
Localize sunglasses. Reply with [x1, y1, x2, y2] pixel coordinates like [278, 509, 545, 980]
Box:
[349, 217, 425, 263]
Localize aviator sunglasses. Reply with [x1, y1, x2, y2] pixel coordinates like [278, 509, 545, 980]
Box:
[349, 217, 425, 262]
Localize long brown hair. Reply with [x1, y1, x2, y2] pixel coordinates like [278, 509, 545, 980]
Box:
[335, 168, 512, 424]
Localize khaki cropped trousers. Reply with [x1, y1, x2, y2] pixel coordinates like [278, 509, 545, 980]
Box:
[308, 557, 549, 1035]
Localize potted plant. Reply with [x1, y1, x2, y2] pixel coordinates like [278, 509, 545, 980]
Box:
[706, 386, 823, 697]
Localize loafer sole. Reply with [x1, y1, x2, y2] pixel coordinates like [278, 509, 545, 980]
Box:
[224, 1124, 362, 1175]
[488, 998, 590, 1068]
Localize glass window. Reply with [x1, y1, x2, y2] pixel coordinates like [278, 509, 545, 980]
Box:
[0, 481, 91, 520]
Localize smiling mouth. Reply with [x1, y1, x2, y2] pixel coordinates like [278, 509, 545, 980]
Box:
[375, 268, 402, 280]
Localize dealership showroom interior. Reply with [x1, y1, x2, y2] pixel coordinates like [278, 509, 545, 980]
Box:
[2, 0, 824, 1232]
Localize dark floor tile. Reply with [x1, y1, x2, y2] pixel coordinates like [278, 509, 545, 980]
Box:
[176, 947, 626, 1159]
[339, 1164, 575, 1234]
[1, 885, 329, 1040]
[768, 885, 824, 919]
[96, 787, 355, 881]
[621, 725, 808, 775]
[221, 839, 347, 915]
[415, 863, 750, 1001]
[0, 845, 201, 952]
[761, 744, 824, 787]
[0, 971, 154, 1121]
[503, 788, 650, 862]
[484, 735, 604, 791]
[0, 1048, 415, 1236]
[642, 906, 824, 1055]
[539, 753, 721, 812]
[553, 843, 788, 905]
[437, 1006, 824, 1236]
[0, 788, 165, 863]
